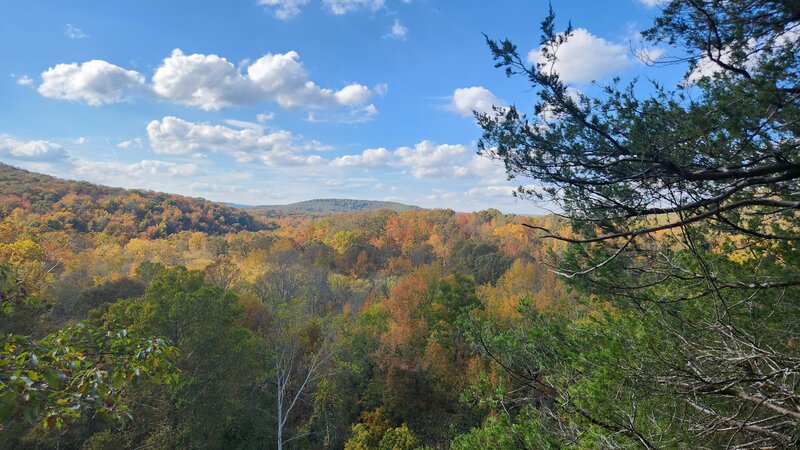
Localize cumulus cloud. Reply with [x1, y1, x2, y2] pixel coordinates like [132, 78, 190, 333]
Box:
[466, 185, 516, 198]
[65, 24, 88, 39]
[38, 49, 377, 116]
[450, 86, 504, 117]
[151, 50, 255, 110]
[38, 60, 148, 105]
[324, 0, 384, 15]
[528, 28, 630, 83]
[686, 56, 729, 83]
[332, 83, 372, 105]
[247, 50, 373, 109]
[467, 153, 509, 183]
[393, 141, 467, 178]
[258, 0, 310, 19]
[146, 116, 326, 166]
[386, 19, 407, 40]
[331, 140, 507, 181]
[0, 134, 67, 161]
[72, 159, 198, 178]
[331, 147, 392, 167]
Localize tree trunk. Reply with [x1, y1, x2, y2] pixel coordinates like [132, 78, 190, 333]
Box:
[277, 382, 283, 450]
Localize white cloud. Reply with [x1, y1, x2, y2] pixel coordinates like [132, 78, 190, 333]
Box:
[637, 46, 665, 62]
[151, 49, 257, 110]
[323, 0, 384, 15]
[38, 60, 147, 105]
[151, 49, 375, 111]
[65, 24, 88, 39]
[331, 147, 391, 167]
[258, 0, 310, 19]
[0, 134, 67, 161]
[686, 56, 728, 83]
[146, 116, 326, 166]
[329, 140, 508, 181]
[307, 103, 378, 124]
[386, 19, 407, 40]
[72, 159, 198, 178]
[117, 138, 143, 149]
[0, 133, 535, 213]
[467, 153, 508, 183]
[332, 83, 372, 105]
[247, 51, 373, 108]
[425, 190, 458, 202]
[528, 28, 630, 83]
[14, 75, 34, 86]
[224, 119, 264, 130]
[257, 112, 276, 122]
[394, 141, 467, 178]
[75, 137, 87, 145]
[331, 140, 472, 179]
[460, 184, 559, 213]
[37, 49, 378, 117]
[187, 181, 246, 194]
[374, 82, 389, 96]
[258, 0, 385, 18]
[466, 185, 516, 198]
[450, 86, 504, 117]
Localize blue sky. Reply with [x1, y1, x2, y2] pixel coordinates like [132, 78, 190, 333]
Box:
[0, 0, 683, 213]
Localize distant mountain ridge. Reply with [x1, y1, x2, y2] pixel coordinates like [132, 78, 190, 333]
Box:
[242, 198, 419, 214]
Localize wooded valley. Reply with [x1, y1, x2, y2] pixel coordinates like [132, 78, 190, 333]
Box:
[2, 0, 799, 448]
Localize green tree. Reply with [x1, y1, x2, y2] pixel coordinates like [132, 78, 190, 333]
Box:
[0, 324, 177, 432]
[0, 260, 177, 448]
[472, 1, 800, 447]
[377, 424, 418, 450]
[450, 241, 512, 285]
[102, 267, 266, 449]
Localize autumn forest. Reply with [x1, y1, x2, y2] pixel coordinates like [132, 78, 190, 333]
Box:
[2, 0, 800, 449]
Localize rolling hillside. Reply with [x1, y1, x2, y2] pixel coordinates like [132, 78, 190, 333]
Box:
[0, 163, 270, 237]
[244, 198, 419, 217]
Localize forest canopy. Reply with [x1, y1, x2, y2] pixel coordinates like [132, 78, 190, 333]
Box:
[1, 1, 799, 449]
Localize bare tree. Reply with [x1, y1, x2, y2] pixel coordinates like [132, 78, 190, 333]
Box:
[266, 295, 339, 450]
[273, 332, 336, 450]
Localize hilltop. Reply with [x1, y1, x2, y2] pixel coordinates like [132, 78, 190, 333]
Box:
[0, 163, 270, 238]
[243, 198, 418, 217]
